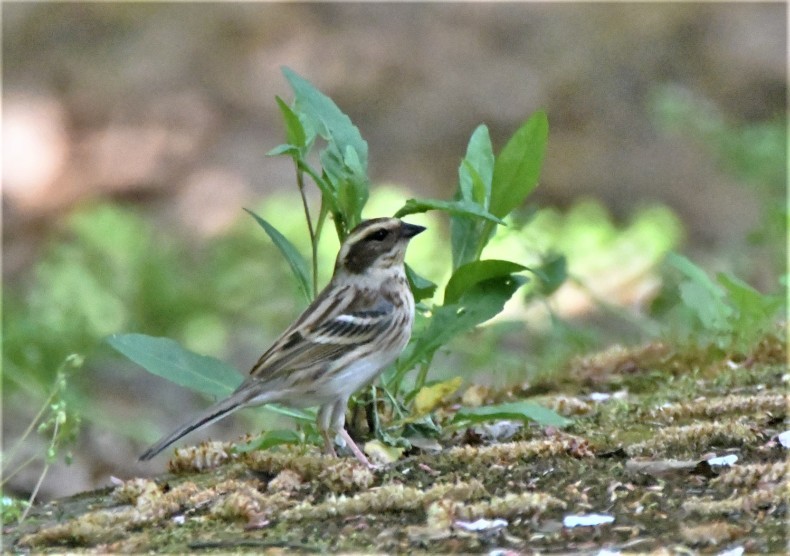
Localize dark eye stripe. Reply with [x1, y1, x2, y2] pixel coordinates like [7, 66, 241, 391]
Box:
[366, 229, 389, 241]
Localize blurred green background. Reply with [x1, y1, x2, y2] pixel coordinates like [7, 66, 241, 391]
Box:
[2, 3, 785, 501]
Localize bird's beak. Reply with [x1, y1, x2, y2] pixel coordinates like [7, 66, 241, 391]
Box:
[400, 222, 426, 239]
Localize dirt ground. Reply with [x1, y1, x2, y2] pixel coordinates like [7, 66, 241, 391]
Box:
[5, 331, 786, 553]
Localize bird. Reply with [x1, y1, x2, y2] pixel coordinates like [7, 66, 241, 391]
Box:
[139, 217, 425, 467]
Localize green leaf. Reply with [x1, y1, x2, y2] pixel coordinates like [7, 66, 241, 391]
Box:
[406, 264, 438, 302]
[453, 401, 572, 427]
[106, 333, 243, 397]
[244, 208, 312, 303]
[266, 144, 300, 157]
[235, 429, 303, 452]
[451, 125, 497, 269]
[108, 333, 315, 422]
[717, 272, 782, 317]
[275, 96, 307, 149]
[282, 67, 368, 172]
[263, 404, 315, 423]
[667, 252, 731, 331]
[330, 144, 370, 228]
[678, 280, 732, 333]
[444, 260, 527, 304]
[716, 272, 783, 346]
[296, 160, 340, 215]
[397, 274, 527, 373]
[283, 67, 370, 227]
[394, 198, 504, 224]
[490, 111, 548, 218]
[530, 253, 567, 296]
[459, 125, 495, 205]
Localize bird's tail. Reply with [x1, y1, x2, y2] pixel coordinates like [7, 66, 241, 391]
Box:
[138, 394, 248, 461]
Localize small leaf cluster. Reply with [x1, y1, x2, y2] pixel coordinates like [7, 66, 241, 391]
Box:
[2, 354, 84, 523]
[655, 252, 784, 353]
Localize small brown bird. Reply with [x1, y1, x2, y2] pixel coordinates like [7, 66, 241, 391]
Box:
[139, 217, 425, 467]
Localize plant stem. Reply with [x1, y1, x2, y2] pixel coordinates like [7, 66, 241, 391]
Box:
[18, 419, 60, 523]
[295, 166, 318, 299]
[4, 376, 61, 470]
[413, 357, 434, 396]
[473, 221, 494, 262]
[366, 386, 379, 437]
[1, 455, 38, 487]
[380, 385, 408, 420]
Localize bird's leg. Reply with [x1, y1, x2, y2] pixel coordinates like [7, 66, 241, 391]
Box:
[321, 429, 338, 458]
[337, 427, 373, 468]
[321, 397, 375, 468]
[317, 403, 338, 457]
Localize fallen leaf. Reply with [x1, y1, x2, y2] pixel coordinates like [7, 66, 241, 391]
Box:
[414, 377, 463, 415]
[364, 440, 404, 464]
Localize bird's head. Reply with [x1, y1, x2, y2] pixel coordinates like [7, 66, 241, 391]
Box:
[335, 218, 425, 275]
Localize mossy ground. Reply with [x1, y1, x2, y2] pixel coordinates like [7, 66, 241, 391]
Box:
[5, 332, 786, 553]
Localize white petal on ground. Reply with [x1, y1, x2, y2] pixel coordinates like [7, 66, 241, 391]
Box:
[708, 454, 738, 466]
[563, 513, 615, 528]
[455, 518, 508, 532]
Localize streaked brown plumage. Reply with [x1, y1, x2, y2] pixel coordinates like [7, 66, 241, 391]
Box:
[139, 217, 425, 467]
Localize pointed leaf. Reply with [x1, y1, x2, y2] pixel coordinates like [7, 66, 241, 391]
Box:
[394, 198, 504, 224]
[453, 401, 572, 427]
[236, 429, 304, 452]
[110, 333, 316, 423]
[717, 272, 783, 321]
[107, 333, 243, 397]
[444, 260, 527, 304]
[490, 111, 548, 218]
[283, 68, 370, 226]
[283, 67, 368, 172]
[244, 209, 312, 302]
[266, 144, 300, 157]
[263, 404, 316, 422]
[459, 125, 495, 204]
[667, 252, 731, 331]
[329, 144, 369, 228]
[275, 96, 307, 149]
[406, 264, 438, 302]
[716, 271, 783, 348]
[397, 274, 527, 372]
[450, 126, 497, 269]
[530, 253, 567, 296]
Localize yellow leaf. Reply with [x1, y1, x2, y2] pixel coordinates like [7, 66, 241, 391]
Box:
[364, 439, 404, 464]
[461, 384, 490, 407]
[413, 377, 463, 415]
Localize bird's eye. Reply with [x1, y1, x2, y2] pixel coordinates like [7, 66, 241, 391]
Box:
[367, 229, 389, 242]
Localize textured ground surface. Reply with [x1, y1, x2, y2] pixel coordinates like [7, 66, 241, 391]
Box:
[6, 332, 786, 553]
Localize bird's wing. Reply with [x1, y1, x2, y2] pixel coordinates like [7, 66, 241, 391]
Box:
[246, 285, 394, 381]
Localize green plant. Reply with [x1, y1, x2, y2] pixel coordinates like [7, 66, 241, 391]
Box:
[453, 200, 684, 380]
[2, 355, 83, 523]
[109, 68, 568, 453]
[654, 252, 784, 353]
